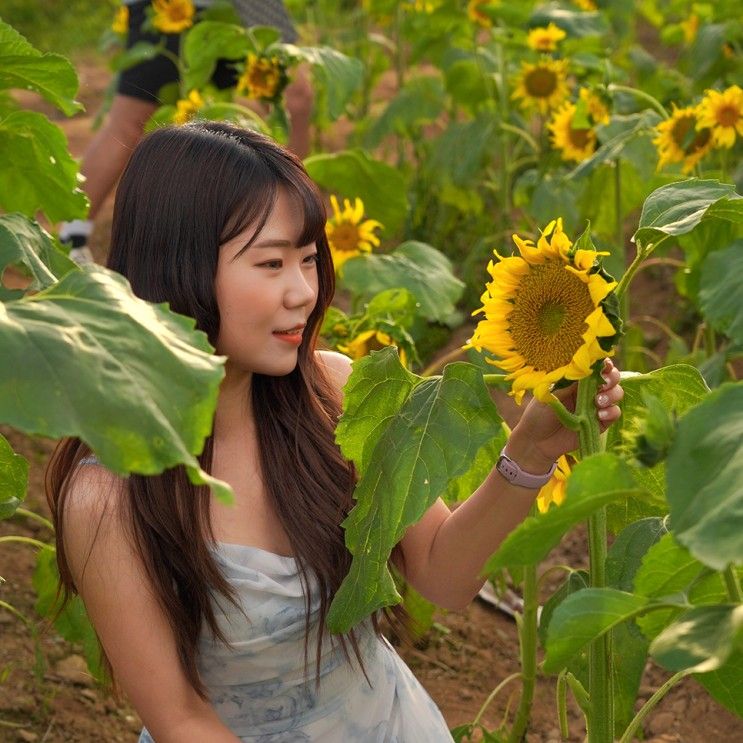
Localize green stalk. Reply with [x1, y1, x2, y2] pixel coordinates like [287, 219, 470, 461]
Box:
[556, 671, 569, 739]
[0, 535, 48, 550]
[606, 84, 669, 119]
[723, 565, 743, 603]
[614, 160, 629, 369]
[577, 376, 613, 743]
[619, 671, 689, 743]
[495, 34, 511, 222]
[614, 235, 670, 300]
[12, 507, 54, 532]
[472, 672, 522, 727]
[507, 559, 538, 743]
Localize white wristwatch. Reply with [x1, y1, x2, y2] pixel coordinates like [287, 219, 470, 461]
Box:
[496, 446, 557, 489]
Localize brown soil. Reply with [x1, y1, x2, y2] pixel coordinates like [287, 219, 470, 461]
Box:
[2, 58, 742, 743]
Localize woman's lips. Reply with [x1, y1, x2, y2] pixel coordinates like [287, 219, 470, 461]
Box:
[273, 325, 305, 345]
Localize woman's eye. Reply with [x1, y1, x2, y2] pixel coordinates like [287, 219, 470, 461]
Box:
[304, 253, 319, 264]
[259, 260, 282, 269]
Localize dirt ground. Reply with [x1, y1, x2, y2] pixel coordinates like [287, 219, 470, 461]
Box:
[2, 57, 743, 742]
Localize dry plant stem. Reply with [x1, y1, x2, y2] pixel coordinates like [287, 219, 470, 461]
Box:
[577, 376, 613, 743]
[619, 671, 689, 743]
[507, 558, 538, 743]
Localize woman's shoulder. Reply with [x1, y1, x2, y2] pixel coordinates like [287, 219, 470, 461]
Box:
[314, 349, 353, 392]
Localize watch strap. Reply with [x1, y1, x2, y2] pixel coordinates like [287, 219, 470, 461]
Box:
[496, 447, 557, 489]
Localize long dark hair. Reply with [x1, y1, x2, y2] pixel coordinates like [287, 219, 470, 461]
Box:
[46, 122, 372, 696]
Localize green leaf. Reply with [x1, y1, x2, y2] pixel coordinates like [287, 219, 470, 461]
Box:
[0, 20, 81, 115]
[0, 433, 28, 519]
[327, 359, 503, 632]
[605, 365, 708, 533]
[606, 517, 668, 592]
[304, 149, 408, 235]
[482, 453, 639, 574]
[0, 111, 88, 223]
[543, 588, 664, 673]
[341, 242, 464, 324]
[0, 214, 77, 300]
[291, 45, 363, 120]
[633, 180, 738, 249]
[666, 382, 743, 570]
[699, 240, 743, 345]
[33, 546, 103, 681]
[650, 604, 743, 673]
[183, 21, 248, 90]
[110, 41, 164, 73]
[538, 570, 589, 648]
[529, 7, 608, 37]
[696, 648, 743, 717]
[0, 266, 229, 501]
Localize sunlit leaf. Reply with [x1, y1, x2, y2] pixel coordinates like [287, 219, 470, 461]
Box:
[0, 433, 28, 519]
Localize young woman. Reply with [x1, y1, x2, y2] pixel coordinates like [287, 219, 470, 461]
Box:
[46, 122, 623, 742]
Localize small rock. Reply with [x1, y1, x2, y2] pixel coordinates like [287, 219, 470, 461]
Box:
[17, 731, 38, 743]
[54, 654, 94, 687]
[459, 688, 474, 700]
[648, 711, 676, 736]
[670, 698, 686, 714]
[81, 688, 98, 702]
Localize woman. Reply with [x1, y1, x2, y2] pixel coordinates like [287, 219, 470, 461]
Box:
[47, 122, 623, 742]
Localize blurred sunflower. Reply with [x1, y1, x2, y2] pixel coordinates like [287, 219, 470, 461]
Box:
[404, 0, 438, 12]
[151, 0, 195, 34]
[697, 85, 743, 148]
[467, 0, 498, 28]
[237, 53, 287, 101]
[527, 23, 566, 52]
[325, 196, 382, 272]
[173, 90, 204, 125]
[653, 105, 713, 173]
[467, 219, 619, 403]
[536, 455, 572, 513]
[579, 87, 610, 125]
[680, 14, 699, 45]
[548, 102, 597, 162]
[512, 58, 569, 115]
[112, 5, 129, 35]
[340, 329, 407, 366]
[573, 0, 597, 9]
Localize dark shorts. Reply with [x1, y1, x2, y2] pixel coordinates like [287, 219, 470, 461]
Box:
[117, 2, 241, 103]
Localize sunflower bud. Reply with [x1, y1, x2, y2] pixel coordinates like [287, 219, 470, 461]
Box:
[624, 391, 677, 468]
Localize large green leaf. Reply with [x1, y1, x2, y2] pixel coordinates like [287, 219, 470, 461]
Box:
[605, 365, 708, 532]
[0, 214, 76, 300]
[606, 517, 668, 592]
[33, 546, 103, 681]
[529, 6, 608, 36]
[0, 111, 88, 222]
[0, 432, 28, 519]
[482, 453, 639, 574]
[291, 45, 363, 120]
[183, 21, 248, 90]
[304, 149, 408, 235]
[650, 604, 743, 673]
[341, 242, 464, 324]
[327, 358, 503, 632]
[633, 180, 739, 248]
[542, 588, 675, 673]
[0, 20, 81, 115]
[699, 240, 743, 345]
[0, 266, 229, 500]
[666, 382, 743, 570]
[696, 649, 743, 717]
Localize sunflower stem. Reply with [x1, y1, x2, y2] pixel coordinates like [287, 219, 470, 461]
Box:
[577, 376, 613, 743]
[507, 554, 538, 743]
[482, 373, 509, 388]
[614, 159, 628, 369]
[607, 84, 669, 119]
[614, 235, 669, 300]
[545, 394, 582, 431]
[723, 564, 743, 603]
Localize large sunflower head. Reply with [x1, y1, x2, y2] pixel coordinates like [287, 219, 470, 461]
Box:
[112, 5, 129, 35]
[325, 195, 383, 272]
[467, 219, 620, 403]
[237, 53, 288, 102]
[548, 101, 597, 162]
[653, 104, 713, 173]
[537, 454, 572, 513]
[339, 329, 407, 366]
[151, 0, 195, 34]
[512, 58, 570, 116]
[696, 85, 743, 149]
[173, 89, 204, 125]
[527, 23, 567, 52]
[579, 87, 610, 125]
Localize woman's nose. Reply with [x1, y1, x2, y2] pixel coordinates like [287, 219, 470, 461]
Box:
[284, 266, 317, 308]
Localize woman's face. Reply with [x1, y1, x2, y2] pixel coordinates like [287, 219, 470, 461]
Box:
[214, 189, 319, 376]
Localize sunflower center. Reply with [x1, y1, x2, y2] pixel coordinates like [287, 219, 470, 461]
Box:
[716, 104, 740, 127]
[525, 68, 557, 98]
[671, 114, 695, 147]
[508, 261, 595, 371]
[690, 127, 711, 153]
[569, 126, 592, 149]
[332, 222, 361, 252]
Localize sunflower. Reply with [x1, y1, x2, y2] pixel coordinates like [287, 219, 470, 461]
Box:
[467, 0, 498, 28]
[573, 0, 597, 9]
[512, 58, 570, 115]
[579, 87, 610, 125]
[151, 0, 195, 34]
[548, 88, 609, 162]
[112, 5, 129, 35]
[339, 329, 407, 366]
[527, 23, 566, 52]
[325, 195, 383, 272]
[536, 455, 572, 513]
[653, 105, 713, 173]
[467, 219, 618, 404]
[237, 53, 287, 101]
[680, 14, 699, 45]
[173, 89, 204, 125]
[696, 85, 743, 149]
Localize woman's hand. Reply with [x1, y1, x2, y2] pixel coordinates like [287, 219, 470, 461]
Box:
[506, 358, 623, 473]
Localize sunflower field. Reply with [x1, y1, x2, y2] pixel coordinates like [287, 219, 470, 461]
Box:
[1, 0, 743, 741]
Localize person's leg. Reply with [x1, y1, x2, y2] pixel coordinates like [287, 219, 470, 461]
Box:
[284, 64, 313, 159]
